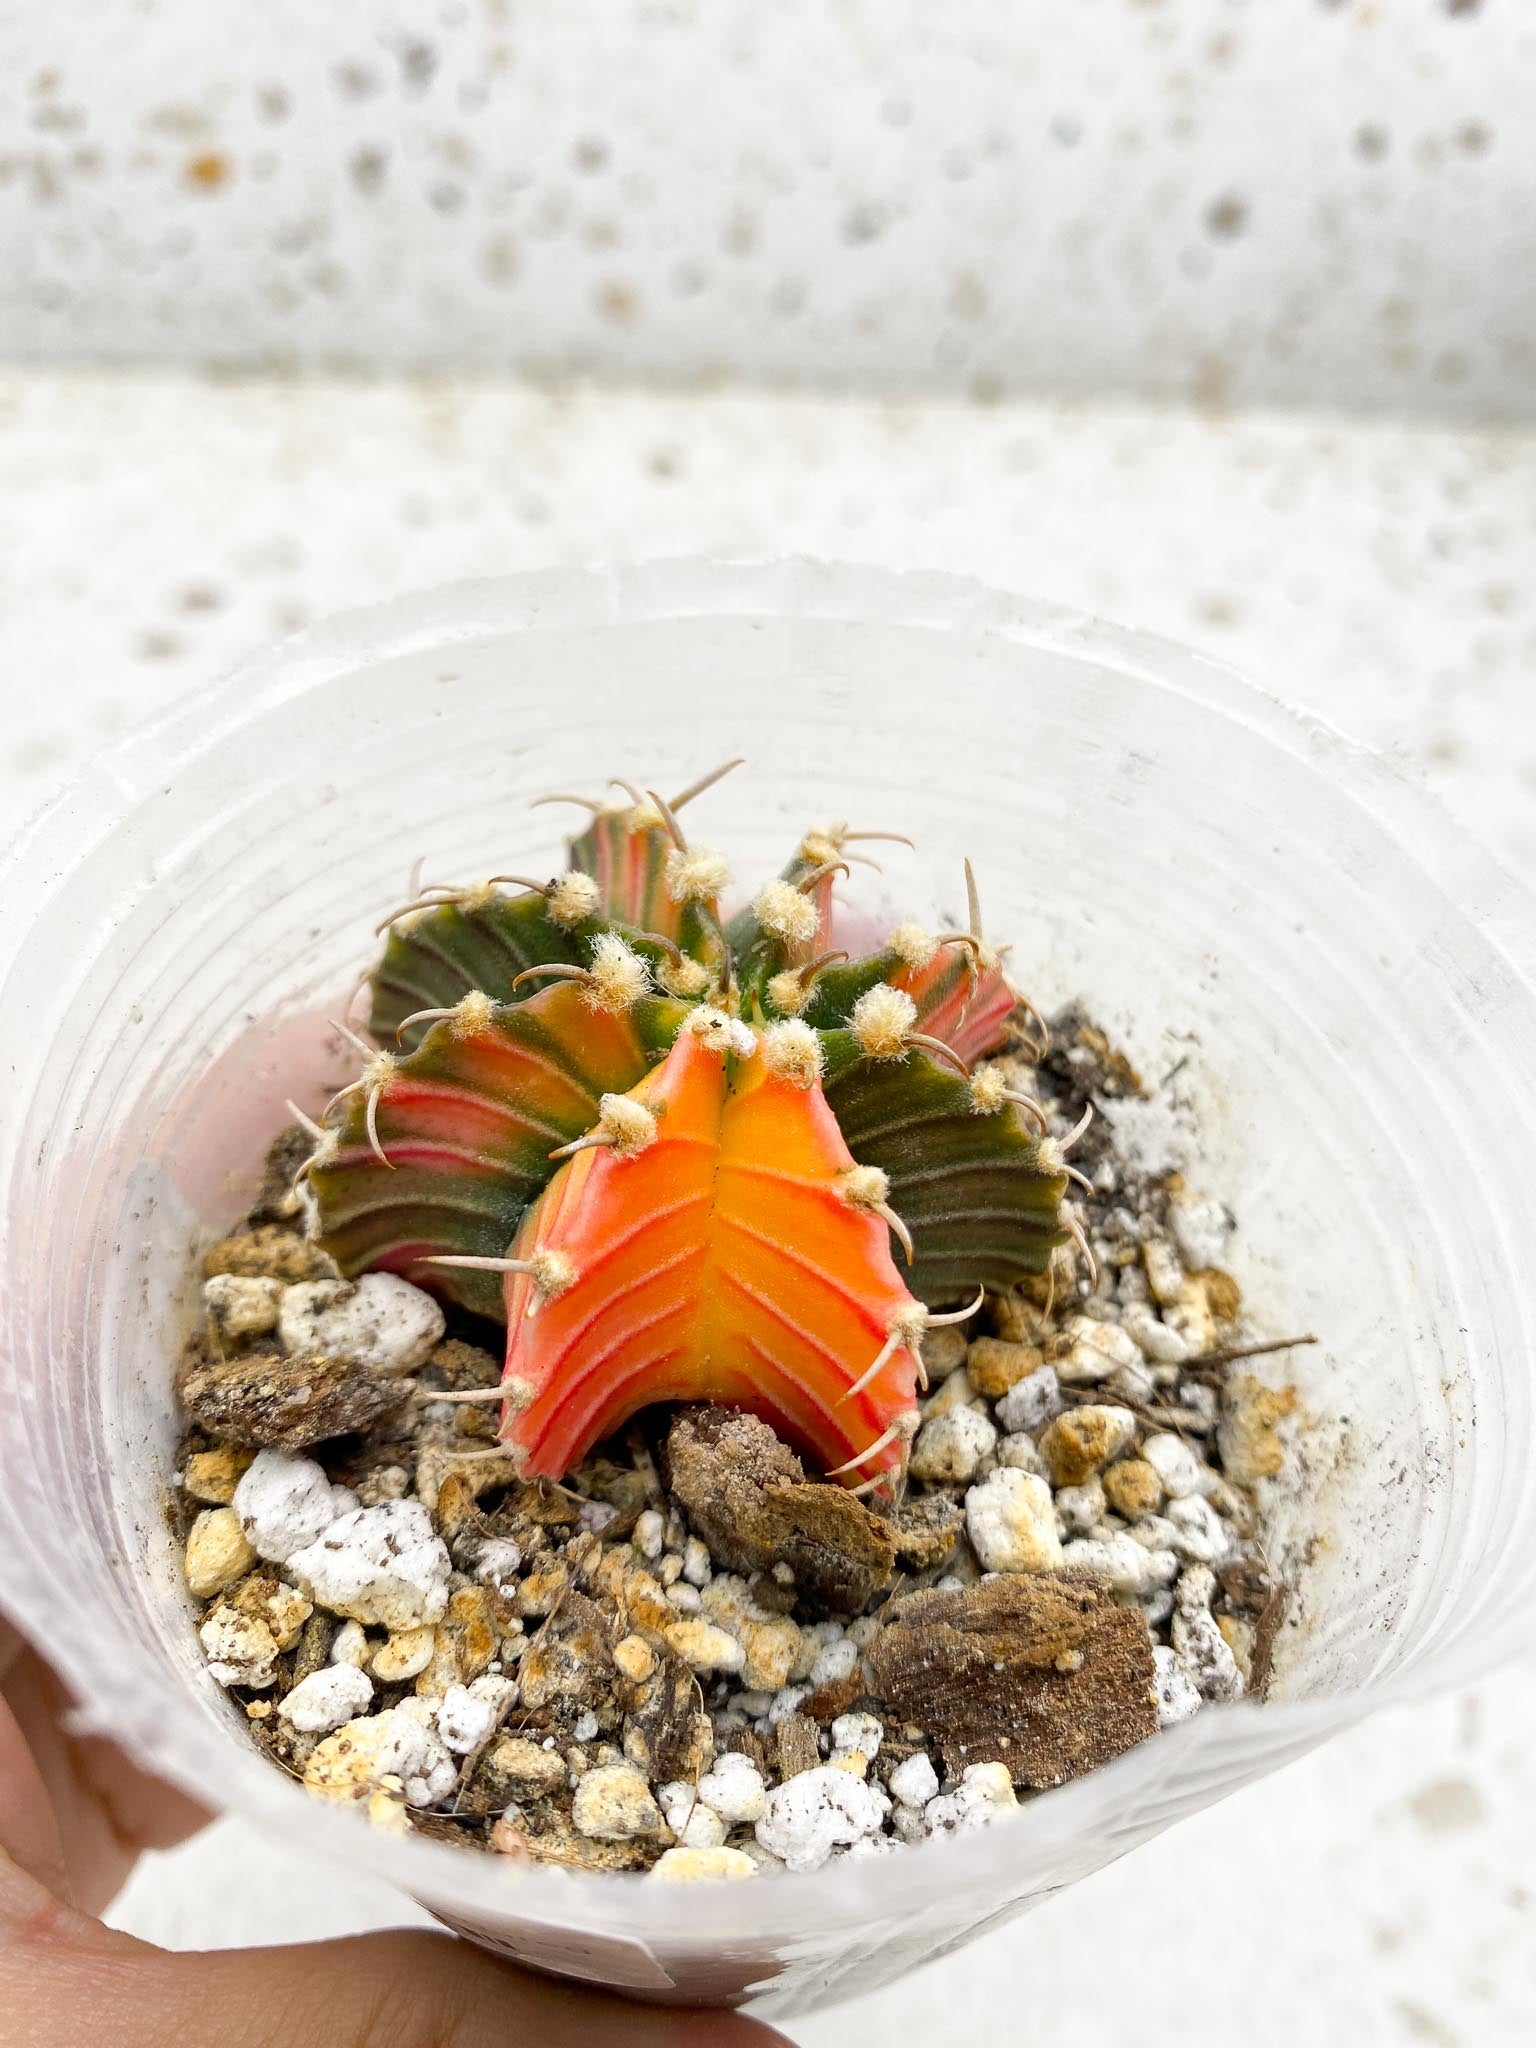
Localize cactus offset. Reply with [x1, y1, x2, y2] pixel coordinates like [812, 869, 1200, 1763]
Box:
[307, 765, 1069, 1492]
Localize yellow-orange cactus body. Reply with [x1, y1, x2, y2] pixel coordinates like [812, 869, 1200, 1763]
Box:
[500, 1028, 922, 1486]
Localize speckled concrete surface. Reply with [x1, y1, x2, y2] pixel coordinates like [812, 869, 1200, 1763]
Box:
[2, 2, 1534, 419]
[3, 369, 1534, 2043]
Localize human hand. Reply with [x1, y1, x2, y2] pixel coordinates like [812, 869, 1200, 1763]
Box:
[0, 1622, 788, 2048]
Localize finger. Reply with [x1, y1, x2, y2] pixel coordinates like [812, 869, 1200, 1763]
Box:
[0, 1621, 26, 1686]
[3, 1650, 208, 1912]
[0, 1899, 794, 2048]
[0, 1697, 76, 1907]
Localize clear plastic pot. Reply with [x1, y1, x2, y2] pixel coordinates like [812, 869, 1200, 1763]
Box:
[2, 560, 1534, 2019]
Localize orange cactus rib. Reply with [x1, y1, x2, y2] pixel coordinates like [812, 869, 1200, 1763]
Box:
[497, 1028, 923, 1486]
[890, 943, 1017, 1067]
[570, 804, 681, 936]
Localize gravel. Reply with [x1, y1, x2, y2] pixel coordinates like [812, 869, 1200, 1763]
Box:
[174, 1012, 1304, 1880]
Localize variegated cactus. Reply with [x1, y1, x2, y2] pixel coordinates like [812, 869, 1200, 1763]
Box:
[304, 765, 1083, 1494]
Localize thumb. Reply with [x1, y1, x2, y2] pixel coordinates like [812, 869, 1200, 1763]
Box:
[0, 1807, 790, 2048]
[2, 1908, 792, 2048]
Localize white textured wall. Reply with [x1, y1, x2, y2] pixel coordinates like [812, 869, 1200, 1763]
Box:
[2, 0, 1532, 418]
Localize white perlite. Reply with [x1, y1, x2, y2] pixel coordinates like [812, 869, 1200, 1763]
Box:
[657, 1782, 728, 1849]
[1055, 1316, 1146, 1386]
[994, 1364, 1065, 1433]
[329, 1620, 370, 1668]
[923, 1761, 1019, 1837]
[1063, 1532, 1178, 1596]
[279, 1662, 374, 1733]
[1141, 1432, 1210, 1500]
[472, 1537, 523, 1590]
[909, 1405, 997, 1484]
[887, 1752, 940, 1809]
[288, 1500, 451, 1630]
[233, 1448, 346, 1564]
[755, 1766, 891, 1873]
[304, 1701, 457, 1808]
[996, 1431, 1048, 1476]
[278, 1272, 445, 1374]
[1120, 1304, 1192, 1365]
[1054, 1478, 1107, 1535]
[435, 1678, 513, 1755]
[696, 1751, 767, 1824]
[1153, 1645, 1203, 1728]
[1165, 1495, 1233, 1564]
[203, 1273, 282, 1341]
[965, 1468, 1064, 1573]
[830, 1712, 884, 1762]
[198, 1605, 281, 1690]
[808, 1636, 860, 1691]
[1168, 1196, 1232, 1272]
[1173, 1567, 1245, 1702]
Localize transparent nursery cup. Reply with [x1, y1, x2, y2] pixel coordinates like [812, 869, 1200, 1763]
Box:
[2, 561, 1535, 2019]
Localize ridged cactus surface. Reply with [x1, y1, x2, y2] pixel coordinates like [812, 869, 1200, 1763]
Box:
[307, 767, 1070, 1491]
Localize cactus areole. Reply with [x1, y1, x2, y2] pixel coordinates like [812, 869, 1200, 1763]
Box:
[308, 766, 1070, 1495]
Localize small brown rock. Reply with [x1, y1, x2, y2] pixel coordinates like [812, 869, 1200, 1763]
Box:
[1201, 1268, 1243, 1324]
[570, 1456, 655, 1515]
[887, 1495, 964, 1573]
[183, 1507, 258, 1599]
[225, 1569, 313, 1652]
[613, 1634, 657, 1684]
[800, 1671, 865, 1723]
[421, 1338, 502, 1390]
[865, 1574, 1158, 1787]
[202, 1225, 338, 1284]
[1218, 1376, 1298, 1483]
[666, 1407, 896, 1612]
[481, 1734, 570, 1803]
[183, 1445, 252, 1505]
[1038, 1405, 1138, 1488]
[181, 1349, 413, 1451]
[1102, 1458, 1163, 1519]
[519, 1592, 617, 1716]
[452, 1586, 501, 1679]
[518, 1562, 572, 1620]
[965, 1337, 1042, 1399]
[373, 1626, 437, 1683]
[919, 1324, 969, 1381]
[990, 1290, 1047, 1346]
[431, 1472, 495, 1567]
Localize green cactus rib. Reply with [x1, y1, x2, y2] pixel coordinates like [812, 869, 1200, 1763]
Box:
[724, 843, 832, 994]
[795, 949, 903, 1026]
[312, 983, 686, 1318]
[369, 890, 587, 1050]
[820, 1033, 1068, 1304]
